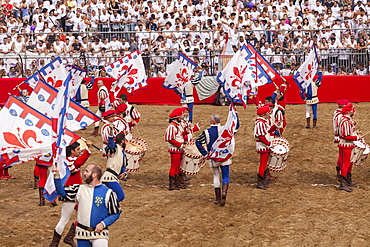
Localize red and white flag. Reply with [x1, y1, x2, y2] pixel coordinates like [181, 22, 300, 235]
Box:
[0, 96, 79, 168]
[105, 50, 148, 96]
[28, 80, 100, 131]
[66, 65, 87, 98]
[208, 104, 238, 162]
[217, 47, 257, 109]
[163, 53, 198, 96]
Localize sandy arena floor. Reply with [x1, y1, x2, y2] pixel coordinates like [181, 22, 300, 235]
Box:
[1, 103, 370, 247]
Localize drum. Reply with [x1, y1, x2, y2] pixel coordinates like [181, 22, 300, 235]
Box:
[77, 138, 87, 150]
[180, 141, 206, 175]
[351, 140, 367, 166]
[124, 137, 148, 172]
[268, 137, 290, 172]
[351, 140, 368, 166]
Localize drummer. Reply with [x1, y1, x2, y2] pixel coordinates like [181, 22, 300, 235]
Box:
[338, 103, 360, 192]
[164, 108, 189, 190]
[195, 114, 238, 206]
[254, 106, 279, 190]
[333, 99, 350, 180]
[114, 104, 133, 141]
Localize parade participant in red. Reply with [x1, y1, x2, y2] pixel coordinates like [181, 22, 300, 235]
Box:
[111, 94, 141, 129]
[333, 99, 350, 180]
[0, 167, 15, 180]
[114, 104, 132, 141]
[272, 82, 288, 109]
[34, 157, 57, 207]
[92, 80, 109, 136]
[254, 106, 278, 190]
[265, 98, 286, 136]
[338, 103, 359, 192]
[164, 108, 188, 190]
[49, 140, 92, 247]
[101, 110, 120, 154]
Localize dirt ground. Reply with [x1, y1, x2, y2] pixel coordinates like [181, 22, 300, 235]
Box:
[1, 102, 370, 247]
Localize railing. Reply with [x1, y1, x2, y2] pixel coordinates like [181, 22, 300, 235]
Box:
[1, 28, 369, 77]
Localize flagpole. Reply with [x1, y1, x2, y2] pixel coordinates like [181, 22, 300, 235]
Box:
[80, 137, 103, 152]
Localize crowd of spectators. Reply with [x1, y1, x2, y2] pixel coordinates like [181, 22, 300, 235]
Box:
[0, 0, 370, 78]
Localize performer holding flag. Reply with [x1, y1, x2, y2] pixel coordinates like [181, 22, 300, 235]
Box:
[195, 105, 239, 206]
[293, 45, 323, 129]
[163, 53, 198, 122]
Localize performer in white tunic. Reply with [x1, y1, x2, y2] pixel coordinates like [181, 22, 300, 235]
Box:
[92, 80, 109, 135]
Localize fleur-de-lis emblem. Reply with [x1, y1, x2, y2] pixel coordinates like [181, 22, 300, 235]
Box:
[175, 68, 189, 87]
[304, 61, 315, 80]
[2, 127, 42, 151]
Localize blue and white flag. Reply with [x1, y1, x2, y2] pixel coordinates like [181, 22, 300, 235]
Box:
[208, 104, 238, 162]
[293, 45, 320, 91]
[163, 52, 198, 96]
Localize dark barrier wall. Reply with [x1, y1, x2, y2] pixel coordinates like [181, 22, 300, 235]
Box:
[1, 76, 369, 106]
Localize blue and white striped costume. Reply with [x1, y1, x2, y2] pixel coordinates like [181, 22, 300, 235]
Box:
[55, 179, 121, 245]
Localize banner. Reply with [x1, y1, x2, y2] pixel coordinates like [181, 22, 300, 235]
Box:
[208, 104, 238, 162]
[0, 96, 79, 168]
[293, 45, 320, 91]
[163, 53, 198, 96]
[28, 80, 100, 131]
[105, 50, 148, 96]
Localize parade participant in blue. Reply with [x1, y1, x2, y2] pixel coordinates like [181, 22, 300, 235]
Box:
[101, 128, 127, 202]
[333, 99, 350, 180]
[293, 45, 322, 129]
[54, 164, 121, 247]
[15, 84, 30, 103]
[180, 80, 196, 122]
[299, 71, 322, 128]
[195, 113, 239, 206]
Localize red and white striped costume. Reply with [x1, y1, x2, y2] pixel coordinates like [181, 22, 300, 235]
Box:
[95, 85, 109, 128]
[254, 117, 276, 153]
[333, 108, 343, 143]
[124, 103, 141, 128]
[64, 149, 91, 186]
[181, 120, 200, 142]
[165, 120, 186, 177]
[113, 116, 132, 141]
[254, 116, 277, 177]
[101, 123, 120, 145]
[338, 114, 358, 177]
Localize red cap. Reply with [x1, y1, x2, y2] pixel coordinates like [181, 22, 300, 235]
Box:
[336, 99, 350, 106]
[102, 110, 116, 119]
[257, 106, 270, 116]
[264, 103, 274, 108]
[169, 108, 185, 118]
[341, 103, 355, 114]
[115, 104, 128, 114]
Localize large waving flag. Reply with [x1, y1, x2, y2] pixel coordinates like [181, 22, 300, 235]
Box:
[105, 50, 148, 96]
[217, 45, 257, 108]
[293, 45, 320, 91]
[0, 96, 79, 168]
[25, 57, 69, 90]
[163, 52, 198, 96]
[44, 71, 74, 202]
[245, 43, 277, 86]
[208, 104, 238, 162]
[28, 80, 100, 131]
[66, 65, 87, 97]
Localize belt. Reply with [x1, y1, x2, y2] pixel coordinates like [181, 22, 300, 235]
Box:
[107, 168, 119, 177]
[77, 223, 96, 232]
[76, 99, 88, 102]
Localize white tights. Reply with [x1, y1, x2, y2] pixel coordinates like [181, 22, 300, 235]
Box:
[55, 202, 76, 235]
[211, 166, 221, 188]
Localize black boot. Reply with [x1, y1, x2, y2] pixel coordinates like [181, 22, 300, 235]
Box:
[220, 183, 229, 207]
[49, 230, 61, 247]
[306, 118, 310, 128]
[179, 173, 190, 185]
[33, 176, 39, 189]
[168, 176, 179, 190]
[339, 175, 352, 192]
[91, 126, 99, 136]
[175, 174, 186, 189]
[39, 187, 45, 206]
[313, 119, 318, 128]
[63, 223, 77, 247]
[336, 167, 341, 181]
[256, 174, 268, 190]
[347, 173, 358, 187]
[214, 188, 221, 204]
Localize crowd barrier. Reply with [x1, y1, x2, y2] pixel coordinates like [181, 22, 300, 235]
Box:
[0, 76, 369, 106]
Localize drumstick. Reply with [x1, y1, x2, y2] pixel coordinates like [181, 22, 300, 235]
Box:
[360, 130, 370, 138]
[80, 137, 103, 152]
[134, 124, 141, 137]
